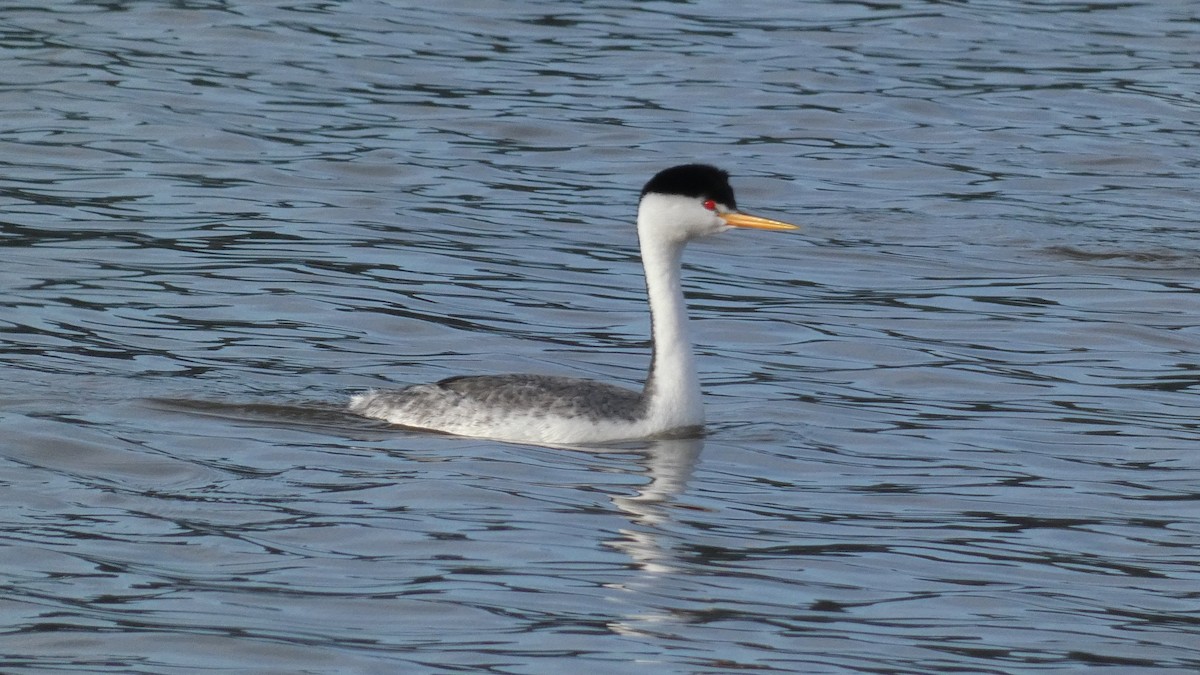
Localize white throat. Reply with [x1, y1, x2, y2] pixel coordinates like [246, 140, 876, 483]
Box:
[637, 195, 707, 431]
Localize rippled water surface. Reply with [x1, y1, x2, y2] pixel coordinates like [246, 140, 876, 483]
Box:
[3, 1, 1199, 672]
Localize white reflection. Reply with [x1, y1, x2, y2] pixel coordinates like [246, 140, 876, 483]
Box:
[606, 437, 703, 574]
[603, 437, 703, 638]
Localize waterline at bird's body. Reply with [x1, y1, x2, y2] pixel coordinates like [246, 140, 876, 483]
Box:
[349, 164, 797, 445]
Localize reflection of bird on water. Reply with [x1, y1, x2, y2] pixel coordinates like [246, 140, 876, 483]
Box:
[607, 438, 705, 574]
[351, 164, 797, 444]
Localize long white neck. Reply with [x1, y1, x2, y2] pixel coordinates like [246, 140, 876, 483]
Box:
[638, 220, 704, 431]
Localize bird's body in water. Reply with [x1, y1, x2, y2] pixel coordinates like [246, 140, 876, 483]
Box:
[350, 164, 797, 445]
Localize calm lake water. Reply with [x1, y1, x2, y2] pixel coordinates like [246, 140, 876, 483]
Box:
[3, 1, 1199, 672]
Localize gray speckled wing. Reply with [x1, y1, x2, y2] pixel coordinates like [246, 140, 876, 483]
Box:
[433, 374, 646, 423]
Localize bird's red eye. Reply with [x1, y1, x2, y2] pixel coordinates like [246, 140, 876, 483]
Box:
[703, 199, 717, 211]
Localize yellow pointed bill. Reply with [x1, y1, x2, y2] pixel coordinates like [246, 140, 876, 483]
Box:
[719, 212, 799, 231]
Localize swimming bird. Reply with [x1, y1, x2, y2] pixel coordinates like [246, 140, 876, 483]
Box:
[350, 164, 797, 444]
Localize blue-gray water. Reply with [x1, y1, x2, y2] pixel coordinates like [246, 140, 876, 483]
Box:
[3, 2, 1198, 673]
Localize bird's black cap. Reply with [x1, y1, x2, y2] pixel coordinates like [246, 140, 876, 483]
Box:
[640, 164, 737, 210]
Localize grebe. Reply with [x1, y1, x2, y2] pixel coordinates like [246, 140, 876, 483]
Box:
[350, 164, 797, 444]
